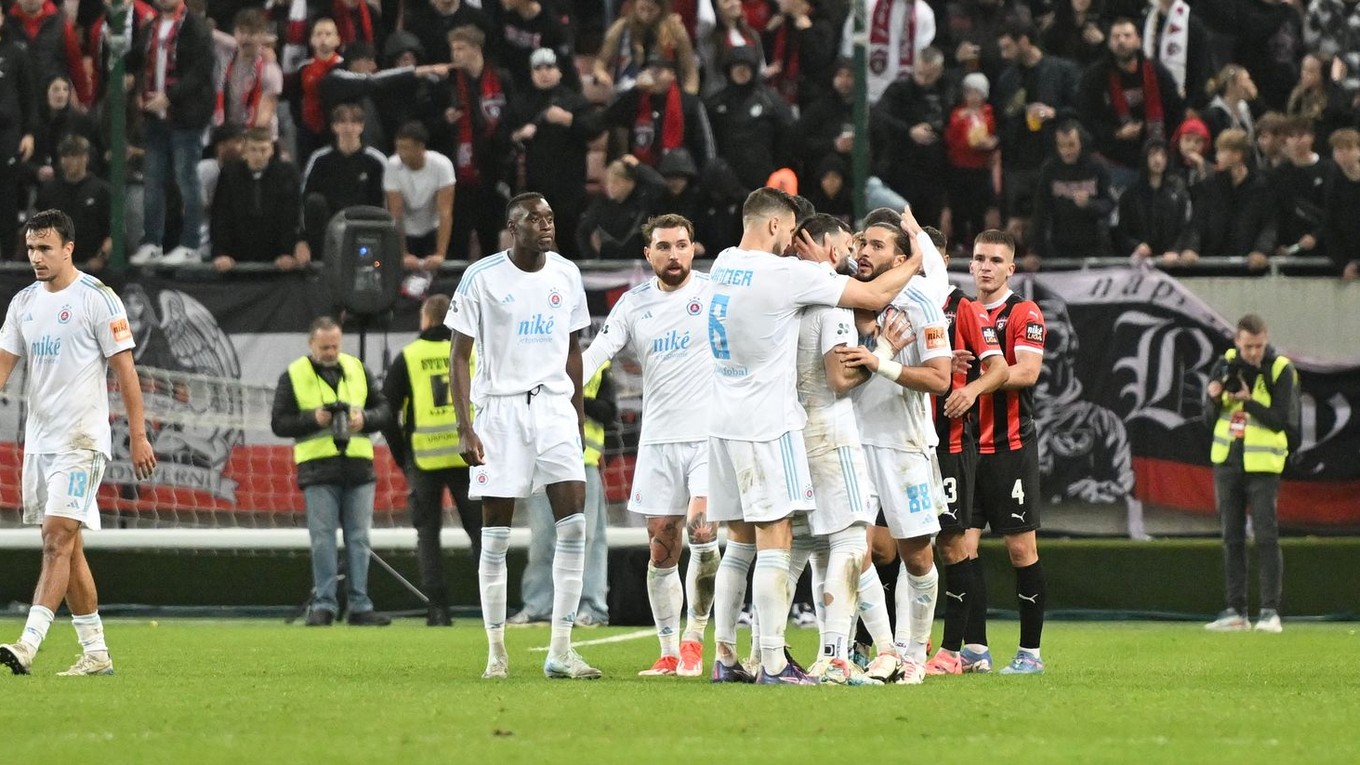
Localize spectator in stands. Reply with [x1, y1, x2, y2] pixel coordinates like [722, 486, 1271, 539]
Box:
[1077, 17, 1184, 190]
[1141, 0, 1211, 108]
[706, 45, 795, 192]
[1031, 120, 1113, 264]
[797, 57, 854, 181]
[647, 148, 707, 250]
[286, 17, 344, 167]
[332, 0, 381, 48]
[216, 9, 283, 139]
[1271, 117, 1330, 260]
[801, 153, 853, 225]
[935, 0, 1029, 84]
[380, 294, 482, 627]
[763, 0, 838, 110]
[505, 47, 605, 260]
[1043, 0, 1106, 68]
[1286, 53, 1352, 145]
[1253, 111, 1289, 170]
[30, 74, 102, 188]
[1183, 129, 1275, 268]
[1304, 0, 1360, 99]
[945, 72, 999, 250]
[1169, 115, 1211, 185]
[577, 156, 663, 259]
[604, 52, 714, 169]
[1324, 128, 1360, 280]
[698, 0, 763, 97]
[301, 103, 388, 262]
[34, 135, 110, 271]
[85, 0, 156, 103]
[994, 20, 1081, 242]
[435, 24, 512, 261]
[334, 35, 445, 154]
[407, 0, 492, 66]
[271, 316, 393, 628]
[1115, 138, 1192, 265]
[384, 121, 454, 270]
[1201, 64, 1259, 149]
[128, 0, 215, 267]
[595, 0, 700, 95]
[6, 0, 92, 107]
[197, 124, 245, 260]
[871, 45, 952, 226]
[842, 0, 936, 104]
[499, 0, 580, 93]
[210, 127, 306, 272]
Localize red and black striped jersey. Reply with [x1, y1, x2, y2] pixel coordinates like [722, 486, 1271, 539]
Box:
[977, 291, 1046, 454]
[933, 288, 1003, 454]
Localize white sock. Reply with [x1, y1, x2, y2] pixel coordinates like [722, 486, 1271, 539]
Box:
[646, 563, 683, 657]
[683, 539, 719, 642]
[71, 611, 108, 655]
[1021, 646, 1042, 660]
[549, 514, 587, 657]
[895, 564, 938, 664]
[479, 527, 511, 656]
[19, 604, 55, 651]
[857, 567, 894, 652]
[754, 549, 792, 674]
[821, 528, 866, 661]
[810, 543, 831, 656]
[713, 540, 755, 665]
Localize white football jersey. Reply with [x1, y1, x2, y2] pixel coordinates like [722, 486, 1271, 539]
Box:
[796, 301, 861, 450]
[852, 284, 952, 453]
[583, 273, 713, 445]
[707, 248, 849, 442]
[445, 251, 590, 406]
[911, 229, 951, 307]
[0, 274, 136, 457]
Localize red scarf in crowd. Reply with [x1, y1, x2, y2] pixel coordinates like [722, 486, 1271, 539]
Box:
[144, 3, 187, 99]
[868, 0, 916, 77]
[633, 83, 685, 166]
[88, 1, 154, 97]
[215, 51, 264, 127]
[771, 25, 800, 105]
[1108, 57, 1165, 138]
[300, 52, 343, 133]
[332, 0, 374, 45]
[454, 67, 506, 186]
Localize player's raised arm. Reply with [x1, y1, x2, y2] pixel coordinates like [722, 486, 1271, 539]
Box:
[109, 350, 156, 480]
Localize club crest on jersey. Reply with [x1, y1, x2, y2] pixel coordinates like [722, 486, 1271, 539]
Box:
[57, 305, 73, 324]
[476, 472, 489, 485]
[548, 288, 563, 309]
[687, 299, 702, 316]
[1026, 322, 1045, 343]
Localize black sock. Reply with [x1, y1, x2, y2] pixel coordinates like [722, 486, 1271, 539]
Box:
[876, 560, 900, 634]
[941, 558, 974, 652]
[963, 557, 988, 647]
[1015, 560, 1047, 651]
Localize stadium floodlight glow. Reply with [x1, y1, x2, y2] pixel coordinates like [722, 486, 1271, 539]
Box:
[323, 206, 402, 316]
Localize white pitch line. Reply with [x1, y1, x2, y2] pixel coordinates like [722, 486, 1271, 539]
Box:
[529, 629, 654, 652]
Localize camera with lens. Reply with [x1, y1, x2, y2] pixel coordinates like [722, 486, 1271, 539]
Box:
[325, 401, 352, 453]
[1219, 359, 1253, 395]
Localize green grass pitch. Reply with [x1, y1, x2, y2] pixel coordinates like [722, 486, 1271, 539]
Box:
[3, 619, 1357, 764]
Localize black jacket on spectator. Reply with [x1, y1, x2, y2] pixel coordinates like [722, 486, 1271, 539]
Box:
[1032, 150, 1114, 258]
[1323, 167, 1360, 272]
[871, 74, 955, 220]
[302, 144, 387, 210]
[935, 0, 1031, 84]
[271, 358, 391, 489]
[994, 53, 1082, 172]
[705, 56, 796, 191]
[431, 65, 516, 189]
[498, 3, 579, 92]
[1114, 172, 1192, 257]
[1186, 168, 1276, 257]
[0, 35, 39, 155]
[405, 1, 493, 65]
[32, 92, 103, 175]
[761, 11, 837, 110]
[35, 173, 110, 263]
[796, 86, 853, 179]
[1078, 53, 1185, 169]
[127, 9, 215, 130]
[1270, 157, 1331, 252]
[604, 85, 715, 169]
[211, 158, 303, 261]
[320, 65, 422, 154]
[576, 164, 663, 259]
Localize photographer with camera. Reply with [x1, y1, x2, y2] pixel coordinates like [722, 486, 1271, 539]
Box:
[271, 317, 393, 626]
[1202, 314, 1299, 635]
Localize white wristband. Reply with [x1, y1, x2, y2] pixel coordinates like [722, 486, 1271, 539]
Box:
[876, 359, 903, 381]
[873, 341, 896, 361]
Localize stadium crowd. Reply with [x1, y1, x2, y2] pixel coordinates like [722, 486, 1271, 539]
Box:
[1, 0, 1359, 277]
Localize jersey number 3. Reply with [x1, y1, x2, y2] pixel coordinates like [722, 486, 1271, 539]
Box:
[708, 294, 731, 360]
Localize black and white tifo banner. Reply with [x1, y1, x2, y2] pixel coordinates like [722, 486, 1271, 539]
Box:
[0, 268, 1356, 530]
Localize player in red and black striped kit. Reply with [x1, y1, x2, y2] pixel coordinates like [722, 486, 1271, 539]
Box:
[915, 227, 1010, 677]
[961, 229, 1048, 675]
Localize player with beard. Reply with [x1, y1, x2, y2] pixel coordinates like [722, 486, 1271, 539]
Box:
[581, 214, 719, 678]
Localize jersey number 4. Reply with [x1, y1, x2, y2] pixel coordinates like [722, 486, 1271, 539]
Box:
[708, 294, 731, 359]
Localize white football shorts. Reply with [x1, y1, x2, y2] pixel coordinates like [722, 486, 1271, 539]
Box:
[805, 442, 877, 536]
[627, 440, 708, 516]
[863, 444, 943, 541]
[708, 431, 816, 524]
[23, 450, 107, 530]
[469, 391, 585, 499]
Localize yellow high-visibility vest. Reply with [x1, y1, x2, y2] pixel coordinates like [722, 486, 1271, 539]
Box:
[287, 354, 375, 463]
[1210, 349, 1294, 474]
[402, 338, 475, 469]
[584, 362, 609, 467]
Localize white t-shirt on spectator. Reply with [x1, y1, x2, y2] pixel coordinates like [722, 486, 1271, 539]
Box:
[384, 151, 456, 238]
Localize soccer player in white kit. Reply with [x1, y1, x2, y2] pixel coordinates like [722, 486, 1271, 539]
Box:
[447, 193, 599, 680]
[582, 214, 720, 678]
[0, 210, 157, 676]
[837, 217, 953, 685]
[706, 188, 918, 685]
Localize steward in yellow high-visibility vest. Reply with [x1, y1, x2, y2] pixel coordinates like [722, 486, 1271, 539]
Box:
[269, 316, 393, 626]
[380, 295, 484, 626]
[1201, 314, 1299, 632]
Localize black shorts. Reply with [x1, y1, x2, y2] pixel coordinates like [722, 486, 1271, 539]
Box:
[971, 442, 1041, 534]
[935, 445, 976, 533]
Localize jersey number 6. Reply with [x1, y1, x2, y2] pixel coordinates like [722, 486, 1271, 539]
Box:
[708, 294, 731, 360]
